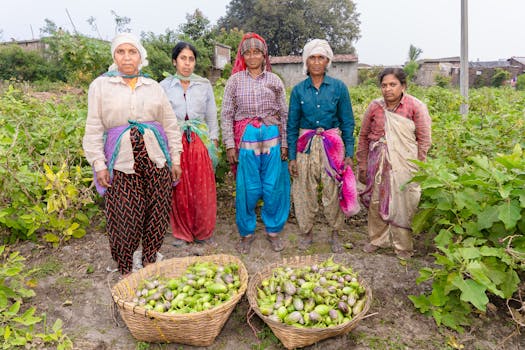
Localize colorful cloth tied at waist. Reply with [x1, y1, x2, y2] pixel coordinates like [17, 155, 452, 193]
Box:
[297, 128, 360, 216]
[93, 120, 171, 196]
[231, 117, 280, 176]
[181, 118, 219, 170]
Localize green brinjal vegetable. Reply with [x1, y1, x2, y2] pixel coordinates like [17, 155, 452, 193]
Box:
[256, 257, 367, 328]
[132, 261, 241, 314]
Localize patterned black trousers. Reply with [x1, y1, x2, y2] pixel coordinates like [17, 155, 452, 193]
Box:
[105, 127, 172, 274]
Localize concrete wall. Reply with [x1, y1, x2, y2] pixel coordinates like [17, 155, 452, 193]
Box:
[271, 62, 358, 88]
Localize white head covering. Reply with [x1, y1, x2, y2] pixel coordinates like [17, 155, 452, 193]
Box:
[302, 39, 334, 75]
[108, 32, 148, 72]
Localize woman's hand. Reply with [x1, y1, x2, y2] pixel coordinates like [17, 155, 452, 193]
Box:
[96, 169, 111, 188]
[171, 164, 182, 182]
[288, 159, 298, 177]
[226, 148, 238, 164]
[281, 147, 288, 161]
[358, 169, 367, 185]
[344, 156, 353, 169]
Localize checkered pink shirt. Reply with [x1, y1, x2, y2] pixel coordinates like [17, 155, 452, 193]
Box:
[221, 70, 288, 149]
[356, 93, 432, 175]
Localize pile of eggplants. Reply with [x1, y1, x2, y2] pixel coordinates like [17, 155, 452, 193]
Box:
[256, 257, 367, 328]
[131, 261, 242, 314]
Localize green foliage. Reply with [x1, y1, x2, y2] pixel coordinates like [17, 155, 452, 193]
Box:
[179, 9, 211, 41]
[0, 45, 61, 82]
[142, 12, 243, 80]
[218, 0, 360, 55]
[0, 85, 97, 244]
[434, 74, 451, 88]
[410, 145, 525, 331]
[214, 27, 244, 62]
[404, 45, 422, 81]
[140, 29, 179, 81]
[408, 44, 423, 62]
[404, 61, 419, 82]
[42, 31, 111, 85]
[0, 245, 72, 349]
[406, 86, 525, 330]
[357, 66, 383, 86]
[516, 74, 525, 91]
[491, 68, 511, 87]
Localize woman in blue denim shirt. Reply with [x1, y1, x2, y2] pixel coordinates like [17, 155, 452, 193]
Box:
[287, 39, 355, 253]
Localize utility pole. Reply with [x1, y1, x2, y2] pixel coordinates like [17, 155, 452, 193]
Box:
[65, 8, 78, 35]
[460, 0, 469, 117]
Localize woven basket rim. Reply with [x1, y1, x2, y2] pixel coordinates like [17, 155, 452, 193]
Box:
[246, 255, 372, 348]
[111, 254, 248, 320]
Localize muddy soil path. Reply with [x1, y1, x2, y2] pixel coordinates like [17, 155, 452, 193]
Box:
[17, 175, 524, 349]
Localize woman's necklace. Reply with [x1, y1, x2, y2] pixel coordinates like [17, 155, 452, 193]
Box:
[386, 100, 401, 112]
[180, 80, 190, 92]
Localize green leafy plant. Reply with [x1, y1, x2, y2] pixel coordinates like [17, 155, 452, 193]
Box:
[409, 145, 525, 331]
[0, 85, 97, 244]
[0, 245, 72, 348]
[516, 74, 525, 91]
[491, 68, 511, 87]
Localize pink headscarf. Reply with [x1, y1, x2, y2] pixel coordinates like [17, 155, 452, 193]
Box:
[231, 32, 272, 75]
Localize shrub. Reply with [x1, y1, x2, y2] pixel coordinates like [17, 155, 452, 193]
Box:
[491, 68, 510, 87]
[434, 74, 451, 88]
[0, 45, 62, 82]
[516, 74, 525, 91]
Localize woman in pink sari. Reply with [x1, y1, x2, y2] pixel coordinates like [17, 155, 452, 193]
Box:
[357, 68, 432, 259]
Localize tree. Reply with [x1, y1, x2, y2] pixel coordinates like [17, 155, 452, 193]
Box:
[408, 44, 423, 62]
[141, 29, 179, 80]
[217, 0, 360, 56]
[179, 9, 211, 41]
[490, 68, 510, 87]
[404, 44, 422, 81]
[40, 18, 58, 36]
[111, 10, 131, 34]
[87, 16, 102, 39]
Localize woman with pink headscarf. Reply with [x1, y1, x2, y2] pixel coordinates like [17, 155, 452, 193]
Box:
[221, 32, 290, 255]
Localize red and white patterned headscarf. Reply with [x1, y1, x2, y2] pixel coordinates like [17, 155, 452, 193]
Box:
[232, 32, 272, 75]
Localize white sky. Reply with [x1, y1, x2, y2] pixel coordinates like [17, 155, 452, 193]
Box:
[0, 0, 523, 66]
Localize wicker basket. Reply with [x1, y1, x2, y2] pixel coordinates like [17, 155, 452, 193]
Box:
[247, 255, 372, 349]
[111, 254, 248, 346]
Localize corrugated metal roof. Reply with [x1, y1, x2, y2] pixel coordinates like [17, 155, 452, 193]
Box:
[510, 56, 525, 65]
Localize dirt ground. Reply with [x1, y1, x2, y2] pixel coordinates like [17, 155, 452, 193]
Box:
[16, 174, 525, 350]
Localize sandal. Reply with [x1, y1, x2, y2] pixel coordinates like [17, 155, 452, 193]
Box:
[195, 237, 218, 248]
[171, 238, 188, 247]
[266, 235, 284, 252]
[329, 231, 344, 253]
[396, 250, 413, 260]
[362, 243, 379, 253]
[236, 235, 255, 254]
[298, 232, 313, 251]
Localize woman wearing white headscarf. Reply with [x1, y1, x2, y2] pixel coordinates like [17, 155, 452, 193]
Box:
[287, 39, 357, 253]
[83, 33, 183, 277]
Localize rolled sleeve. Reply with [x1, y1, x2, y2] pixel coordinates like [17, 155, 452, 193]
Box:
[220, 76, 237, 149]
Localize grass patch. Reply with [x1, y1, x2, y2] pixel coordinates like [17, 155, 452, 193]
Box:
[32, 256, 62, 278]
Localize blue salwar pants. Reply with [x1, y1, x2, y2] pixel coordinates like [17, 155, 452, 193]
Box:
[236, 124, 290, 236]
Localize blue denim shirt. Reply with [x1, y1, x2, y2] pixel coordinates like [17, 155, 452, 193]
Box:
[287, 75, 355, 160]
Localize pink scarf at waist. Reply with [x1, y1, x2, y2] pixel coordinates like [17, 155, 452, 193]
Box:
[297, 128, 360, 216]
